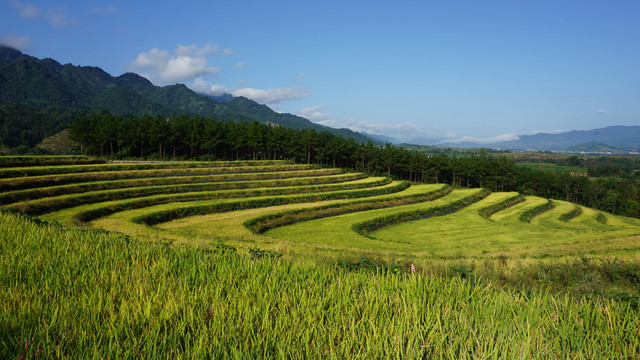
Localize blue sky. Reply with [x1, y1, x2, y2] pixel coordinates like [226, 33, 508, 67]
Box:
[1, 0, 639, 143]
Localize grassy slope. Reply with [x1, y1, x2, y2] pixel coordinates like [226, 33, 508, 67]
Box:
[371, 195, 640, 260]
[89, 184, 444, 250]
[3, 159, 640, 358]
[264, 188, 481, 259]
[2, 210, 639, 359]
[7, 176, 388, 214]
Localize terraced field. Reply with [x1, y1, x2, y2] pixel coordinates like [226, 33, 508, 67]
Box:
[3, 156, 640, 358]
[2, 157, 639, 268]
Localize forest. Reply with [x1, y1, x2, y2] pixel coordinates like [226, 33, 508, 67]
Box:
[68, 113, 640, 219]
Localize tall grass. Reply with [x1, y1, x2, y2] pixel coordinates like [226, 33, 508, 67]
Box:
[1, 210, 639, 359]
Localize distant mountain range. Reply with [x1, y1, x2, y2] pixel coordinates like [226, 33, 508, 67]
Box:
[432, 126, 640, 154]
[0, 45, 373, 148]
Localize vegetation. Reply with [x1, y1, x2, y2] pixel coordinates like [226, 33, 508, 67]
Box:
[0, 172, 364, 205]
[519, 199, 555, 223]
[0, 155, 105, 167]
[0, 45, 371, 149]
[65, 114, 640, 220]
[246, 184, 450, 234]
[1, 156, 640, 358]
[2, 210, 639, 359]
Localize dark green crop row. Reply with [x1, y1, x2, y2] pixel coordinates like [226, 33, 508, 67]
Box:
[519, 199, 555, 223]
[596, 212, 608, 224]
[245, 186, 452, 234]
[0, 165, 328, 193]
[130, 181, 412, 226]
[477, 194, 525, 220]
[560, 205, 583, 222]
[10, 177, 391, 216]
[0, 155, 105, 167]
[0, 171, 356, 205]
[0, 160, 293, 178]
[353, 189, 492, 238]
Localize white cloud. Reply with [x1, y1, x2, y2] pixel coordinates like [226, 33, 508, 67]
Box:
[524, 129, 567, 135]
[291, 73, 322, 82]
[13, 1, 39, 18]
[312, 117, 440, 141]
[191, 78, 308, 105]
[232, 87, 308, 104]
[11, 1, 73, 28]
[46, 9, 72, 28]
[129, 44, 224, 84]
[299, 105, 331, 122]
[596, 109, 607, 115]
[234, 61, 248, 69]
[175, 43, 225, 57]
[0, 33, 32, 51]
[91, 3, 118, 14]
[445, 133, 520, 144]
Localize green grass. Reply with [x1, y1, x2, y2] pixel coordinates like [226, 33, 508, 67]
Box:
[2, 210, 639, 359]
[370, 194, 640, 259]
[245, 184, 451, 234]
[70, 184, 444, 251]
[263, 188, 483, 258]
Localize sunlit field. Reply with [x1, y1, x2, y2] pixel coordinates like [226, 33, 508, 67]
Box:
[2, 157, 639, 358]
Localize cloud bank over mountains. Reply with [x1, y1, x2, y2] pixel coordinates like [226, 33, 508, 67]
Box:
[129, 44, 226, 84]
[129, 44, 308, 105]
[0, 32, 31, 51]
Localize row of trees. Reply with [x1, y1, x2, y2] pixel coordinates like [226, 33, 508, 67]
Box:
[69, 113, 640, 219]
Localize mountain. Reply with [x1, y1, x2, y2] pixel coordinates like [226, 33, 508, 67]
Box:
[437, 126, 640, 153]
[404, 137, 445, 146]
[566, 141, 622, 153]
[362, 133, 400, 144]
[0, 46, 374, 147]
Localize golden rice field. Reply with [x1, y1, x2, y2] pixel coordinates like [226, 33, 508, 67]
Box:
[1, 158, 633, 267]
[2, 156, 640, 358]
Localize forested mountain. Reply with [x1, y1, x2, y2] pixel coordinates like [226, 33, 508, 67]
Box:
[0, 46, 373, 149]
[436, 126, 640, 153]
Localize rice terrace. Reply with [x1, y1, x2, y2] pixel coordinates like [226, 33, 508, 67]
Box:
[2, 155, 640, 358]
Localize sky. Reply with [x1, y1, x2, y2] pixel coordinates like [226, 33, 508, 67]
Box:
[1, 0, 639, 143]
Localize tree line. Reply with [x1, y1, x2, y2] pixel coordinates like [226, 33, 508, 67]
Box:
[68, 113, 640, 219]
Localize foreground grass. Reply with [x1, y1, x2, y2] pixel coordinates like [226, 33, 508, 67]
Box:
[1, 211, 639, 359]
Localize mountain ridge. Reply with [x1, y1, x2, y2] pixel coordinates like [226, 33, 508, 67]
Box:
[433, 125, 640, 153]
[0, 46, 374, 146]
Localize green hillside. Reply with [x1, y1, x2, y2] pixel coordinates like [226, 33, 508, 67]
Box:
[0, 46, 373, 149]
